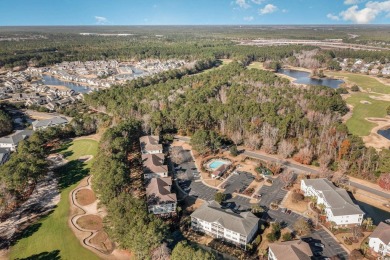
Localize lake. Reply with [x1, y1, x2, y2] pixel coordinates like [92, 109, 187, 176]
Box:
[278, 69, 344, 89]
[355, 200, 390, 225]
[41, 75, 92, 93]
[378, 128, 390, 140]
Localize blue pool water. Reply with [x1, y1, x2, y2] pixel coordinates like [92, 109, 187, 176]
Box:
[209, 160, 228, 170]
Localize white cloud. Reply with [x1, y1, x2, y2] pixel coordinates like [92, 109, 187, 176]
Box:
[339, 1, 390, 24]
[259, 4, 278, 15]
[236, 0, 250, 9]
[94, 16, 108, 25]
[327, 13, 340, 20]
[244, 16, 254, 21]
[251, 0, 265, 4]
[344, 0, 363, 4]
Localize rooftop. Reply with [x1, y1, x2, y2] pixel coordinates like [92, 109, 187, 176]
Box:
[32, 116, 69, 128]
[370, 222, 390, 244]
[146, 177, 177, 205]
[269, 240, 312, 260]
[141, 153, 168, 174]
[140, 135, 162, 152]
[191, 201, 259, 236]
[302, 178, 364, 216]
[0, 130, 34, 145]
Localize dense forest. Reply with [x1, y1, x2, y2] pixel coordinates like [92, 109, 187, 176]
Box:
[86, 61, 389, 181]
[0, 108, 13, 137]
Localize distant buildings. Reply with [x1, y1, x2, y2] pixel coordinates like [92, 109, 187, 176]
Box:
[368, 222, 390, 257]
[32, 116, 69, 131]
[0, 148, 11, 165]
[145, 177, 177, 216]
[301, 179, 364, 226]
[191, 201, 259, 247]
[268, 240, 313, 260]
[0, 130, 34, 151]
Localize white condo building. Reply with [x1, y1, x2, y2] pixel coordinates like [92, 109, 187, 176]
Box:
[369, 222, 390, 257]
[301, 179, 364, 226]
[191, 201, 259, 246]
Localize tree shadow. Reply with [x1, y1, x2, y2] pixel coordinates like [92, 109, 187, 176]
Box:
[55, 160, 89, 190]
[16, 249, 61, 260]
[9, 223, 42, 247]
[51, 140, 72, 154]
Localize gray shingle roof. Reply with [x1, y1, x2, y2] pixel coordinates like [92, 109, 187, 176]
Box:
[0, 148, 10, 163]
[32, 116, 69, 128]
[269, 240, 313, 260]
[146, 177, 177, 204]
[191, 201, 259, 236]
[370, 222, 390, 244]
[303, 178, 363, 216]
[0, 130, 34, 145]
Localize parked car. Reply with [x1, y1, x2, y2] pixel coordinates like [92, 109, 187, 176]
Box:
[314, 243, 324, 248]
[286, 210, 292, 214]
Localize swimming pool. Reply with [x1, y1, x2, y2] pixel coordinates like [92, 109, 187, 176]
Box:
[208, 159, 230, 170]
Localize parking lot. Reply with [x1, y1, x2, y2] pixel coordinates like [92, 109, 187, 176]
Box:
[258, 178, 288, 207]
[267, 208, 306, 229]
[222, 171, 254, 195]
[225, 194, 252, 211]
[303, 229, 349, 259]
[188, 181, 218, 201]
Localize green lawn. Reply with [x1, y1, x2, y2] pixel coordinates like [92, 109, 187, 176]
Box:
[247, 61, 265, 70]
[10, 139, 99, 260]
[328, 71, 390, 94]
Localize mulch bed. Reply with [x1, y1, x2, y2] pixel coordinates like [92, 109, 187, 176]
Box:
[75, 189, 96, 206]
[90, 230, 115, 253]
[76, 214, 103, 231]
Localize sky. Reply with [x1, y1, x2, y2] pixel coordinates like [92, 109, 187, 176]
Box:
[1, 0, 390, 26]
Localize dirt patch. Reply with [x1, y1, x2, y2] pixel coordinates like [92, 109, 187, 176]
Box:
[90, 231, 115, 253]
[335, 232, 371, 252]
[78, 155, 93, 162]
[362, 117, 390, 150]
[76, 189, 96, 206]
[76, 214, 103, 231]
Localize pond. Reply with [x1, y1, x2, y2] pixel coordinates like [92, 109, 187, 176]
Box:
[378, 128, 390, 140]
[278, 69, 344, 89]
[355, 200, 390, 225]
[41, 75, 92, 93]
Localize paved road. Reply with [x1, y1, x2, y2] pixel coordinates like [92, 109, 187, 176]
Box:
[243, 150, 390, 200]
[348, 181, 390, 199]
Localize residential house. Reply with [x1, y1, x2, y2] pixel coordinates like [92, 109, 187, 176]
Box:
[301, 179, 364, 226]
[145, 177, 177, 216]
[191, 201, 259, 247]
[268, 240, 313, 260]
[141, 153, 168, 179]
[140, 135, 163, 154]
[368, 222, 390, 257]
[0, 148, 11, 165]
[0, 130, 34, 151]
[32, 117, 69, 131]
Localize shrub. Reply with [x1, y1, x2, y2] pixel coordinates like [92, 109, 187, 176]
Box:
[214, 192, 226, 203]
[291, 192, 304, 203]
[230, 145, 239, 156]
[336, 88, 348, 95]
[282, 232, 292, 241]
[351, 85, 360, 92]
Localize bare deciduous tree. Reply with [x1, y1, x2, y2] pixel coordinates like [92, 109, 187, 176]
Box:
[278, 140, 295, 158]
